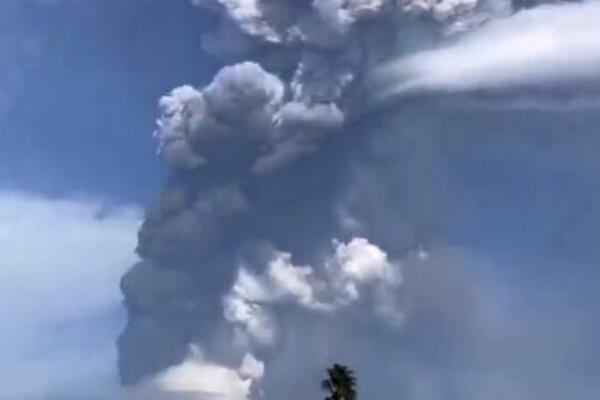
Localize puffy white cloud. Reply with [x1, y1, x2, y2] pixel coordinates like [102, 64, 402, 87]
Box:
[398, 0, 479, 23]
[377, 1, 600, 96]
[157, 349, 262, 400]
[327, 238, 403, 325]
[267, 252, 320, 308]
[0, 191, 141, 399]
[126, 347, 263, 400]
[332, 237, 396, 282]
[224, 237, 403, 345]
[155, 85, 211, 169]
[224, 289, 278, 346]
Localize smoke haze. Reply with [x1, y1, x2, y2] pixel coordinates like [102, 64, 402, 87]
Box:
[25, 0, 594, 399]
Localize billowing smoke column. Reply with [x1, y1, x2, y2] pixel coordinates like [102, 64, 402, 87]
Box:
[119, 1, 600, 399]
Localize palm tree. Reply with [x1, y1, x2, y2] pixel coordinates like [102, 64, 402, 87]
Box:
[321, 363, 357, 400]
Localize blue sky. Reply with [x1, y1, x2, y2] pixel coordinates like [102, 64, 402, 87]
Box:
[0, 0, 219, 202]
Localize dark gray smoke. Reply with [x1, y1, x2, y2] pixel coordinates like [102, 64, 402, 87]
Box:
[119, 1, 600, 399]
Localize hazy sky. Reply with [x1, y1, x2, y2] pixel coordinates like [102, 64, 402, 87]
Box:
[0, 0, 220, 202]
[0, 1, 219, 397]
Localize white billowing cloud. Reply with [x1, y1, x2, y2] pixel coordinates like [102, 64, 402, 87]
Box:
[376, 1, 600, 96]
[127, 347, 264, 400]
[155, 350, 261, 400]
[398, 0, 479, 23]
[224, 237, 403, 346]
[331, 237, 398, 285]
[192, 0, 285, 43]
[224, 287, 278, 346]
[0, 191, 141, 399]
[328, 238, 404, 324]
[238, 353, 265, 381]
[155, 85, 209, 169]
[267, 252, 322, 309]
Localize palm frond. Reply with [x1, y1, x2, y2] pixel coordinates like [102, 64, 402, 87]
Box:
[321, 363, 357, 400]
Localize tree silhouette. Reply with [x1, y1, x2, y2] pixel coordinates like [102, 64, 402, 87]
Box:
[321, 363, 357, 400]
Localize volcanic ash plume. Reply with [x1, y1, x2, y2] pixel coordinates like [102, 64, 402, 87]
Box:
[117, 1, 600, 399]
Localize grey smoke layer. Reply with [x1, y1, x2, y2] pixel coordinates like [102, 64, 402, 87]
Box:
[119, 1, 600, 399]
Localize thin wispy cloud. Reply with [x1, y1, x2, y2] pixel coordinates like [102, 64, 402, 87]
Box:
[375, 1, 600, 97]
